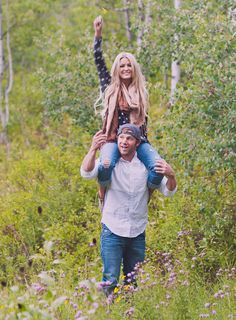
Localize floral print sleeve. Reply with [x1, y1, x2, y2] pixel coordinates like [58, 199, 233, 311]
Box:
[94, 37, 111, 94]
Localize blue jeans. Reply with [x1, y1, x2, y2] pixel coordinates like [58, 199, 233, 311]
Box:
[100, 224, 145, 295]
[98, 141, 164, 189]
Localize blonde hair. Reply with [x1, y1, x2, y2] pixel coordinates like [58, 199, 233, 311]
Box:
[95, 52, 149, 118]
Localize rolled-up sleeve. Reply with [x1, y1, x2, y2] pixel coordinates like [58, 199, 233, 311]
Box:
[158, 177, 177, 197]
[80, 160, 99, 180]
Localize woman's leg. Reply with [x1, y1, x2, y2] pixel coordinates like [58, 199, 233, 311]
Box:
[98, 142, 120, 187]
[137, 142, 164, 189]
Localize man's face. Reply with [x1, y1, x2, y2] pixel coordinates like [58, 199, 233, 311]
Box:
[117, 133, 139, 157]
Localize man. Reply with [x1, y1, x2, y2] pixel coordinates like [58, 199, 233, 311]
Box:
[80, 124, 177, 295]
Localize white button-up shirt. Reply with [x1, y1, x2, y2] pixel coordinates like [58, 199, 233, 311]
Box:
[80, 153, 177, 238]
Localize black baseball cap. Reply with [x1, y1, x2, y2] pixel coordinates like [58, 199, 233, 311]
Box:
[117, 124, 141, 141]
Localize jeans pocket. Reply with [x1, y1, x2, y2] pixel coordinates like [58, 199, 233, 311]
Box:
[101, 224, 113, 237]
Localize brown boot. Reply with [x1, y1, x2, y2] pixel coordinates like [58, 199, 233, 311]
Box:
[98, 186, 106, 211]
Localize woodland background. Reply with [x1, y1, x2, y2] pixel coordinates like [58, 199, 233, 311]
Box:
[0, 0, 235, 319]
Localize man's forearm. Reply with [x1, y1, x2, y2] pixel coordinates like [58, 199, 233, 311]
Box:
[81, 148, 97, 172]
[166, 175, 176, 191]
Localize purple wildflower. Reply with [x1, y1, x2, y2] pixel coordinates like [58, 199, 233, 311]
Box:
[74, 310, 82, 319]
[204, 303, 211, 308]
[125, 307, 135, 317]
[31, 282, 45, 293]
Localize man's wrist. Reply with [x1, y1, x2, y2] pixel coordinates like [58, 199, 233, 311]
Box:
[89, 146, 98, 154]
[165, 171, 175, 179]
[95, 33, 102, 39]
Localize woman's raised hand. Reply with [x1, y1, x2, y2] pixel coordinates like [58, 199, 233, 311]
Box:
[94, 16, 103, 38]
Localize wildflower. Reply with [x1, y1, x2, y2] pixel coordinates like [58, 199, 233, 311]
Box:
[199, 252, 206, 258]
[89, 242, 95, 247]
[113, 287, 119, 294]
[182, 280, 189, 286]
[125, 307, 135, 317]
[166, 294, 171, 300]
[92, 302, 99, 309]
[96, 282, 104, 291]
[31, 283, 45, 293]
[79, 280, 90, 290]
[124, 285, 131, 291]
[106, 294, 114, 305]
[88, 309, 96, 315]
[212, 310, 217, 315]
[74, 310, 82, 319]
[128, 285, 136, 292]
[199, 314, 209, 318]
[214, 290, 225, 299]
[204, 303, 211, 308]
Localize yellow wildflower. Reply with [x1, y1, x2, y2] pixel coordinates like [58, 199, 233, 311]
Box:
[113, 287, 119, 294]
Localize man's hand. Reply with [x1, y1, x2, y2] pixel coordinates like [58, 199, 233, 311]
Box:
[154, 159, 175, 178]
[94, 16, 103, 38]
[81, 130, 107, 172]
[154, 159, 176, 191]
[90, 130, 107, 152]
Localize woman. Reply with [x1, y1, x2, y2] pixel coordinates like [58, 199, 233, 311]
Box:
[93, 16, 163, 203]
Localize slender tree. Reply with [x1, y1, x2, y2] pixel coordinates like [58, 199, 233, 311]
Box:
[0, 0, 13, 152]
[123, 0, 132, 43]
[137, 0, 152, 49]
[169, 0, 181, 106]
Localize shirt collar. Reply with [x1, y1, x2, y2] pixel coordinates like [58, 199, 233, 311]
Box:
[120, 152, 139, 163]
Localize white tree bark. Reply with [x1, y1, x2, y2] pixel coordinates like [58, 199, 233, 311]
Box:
[170, 0, 181, 106]
[123, 0, 133, 44]
[5, 0, 13, 125]
[0, 0, 4, 129]
[137, 0, 144, 47]
[137, 0, 152, 48]
[0, 0, 13, 151]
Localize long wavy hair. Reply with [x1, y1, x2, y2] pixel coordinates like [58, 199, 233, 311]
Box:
[95, 52, 149, 118]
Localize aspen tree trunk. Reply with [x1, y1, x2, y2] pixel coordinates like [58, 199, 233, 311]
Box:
[0, 0, 13, 153]
[123, 0, 133, 44]
[137, 0, 152, 48]
[170, 0, 181, 106]
[0, 0, 4, 134]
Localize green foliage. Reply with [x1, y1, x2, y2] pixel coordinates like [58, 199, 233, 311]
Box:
[37, 31, 101, 134]
[0, 0, 235, 317]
